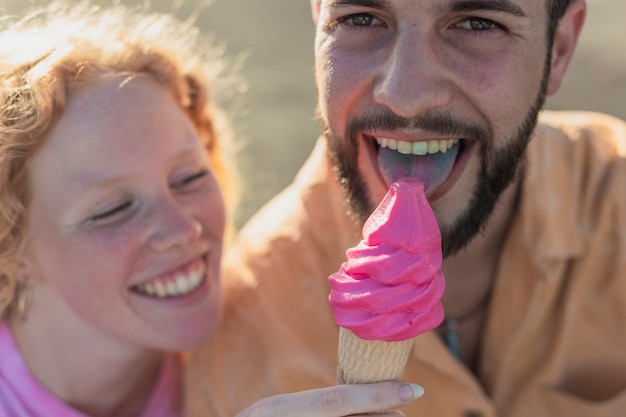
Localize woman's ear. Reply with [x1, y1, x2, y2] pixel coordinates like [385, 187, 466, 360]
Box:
[16, 247, 43, 285]
[310, 0, 321, 25]
[546, 0, 587, 96]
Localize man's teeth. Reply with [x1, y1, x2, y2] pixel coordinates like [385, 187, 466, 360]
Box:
[376, 138, 459, 155]
[135, 264, 205, 298]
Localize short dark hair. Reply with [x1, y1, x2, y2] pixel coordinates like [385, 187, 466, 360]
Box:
[549, 0, 573, 20]
[547, 0, 573, 42]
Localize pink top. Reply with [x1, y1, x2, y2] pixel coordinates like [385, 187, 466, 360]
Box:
[328, 178, 445, 341]
[0, 322, 181, 417]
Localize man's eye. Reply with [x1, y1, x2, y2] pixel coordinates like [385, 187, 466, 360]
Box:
[458, 17, 500, 32]
[90, 201, 132, 222]
[338, 13, 383, 28]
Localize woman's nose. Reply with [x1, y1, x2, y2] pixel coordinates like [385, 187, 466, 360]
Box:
[147, 200, 203, 252]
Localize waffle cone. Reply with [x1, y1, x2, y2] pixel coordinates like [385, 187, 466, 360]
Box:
[336, 327, 414, 385]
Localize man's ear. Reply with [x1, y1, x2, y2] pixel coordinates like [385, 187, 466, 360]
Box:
[310, 0, 321, 25]
[546, 0, 587, 96]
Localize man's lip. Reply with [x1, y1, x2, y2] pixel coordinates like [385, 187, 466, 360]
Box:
[427, 139, 474, 201]
[366, 131, 460, 142]
[363, 133, 470, 199]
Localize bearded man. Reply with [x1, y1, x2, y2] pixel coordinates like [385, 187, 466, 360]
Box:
[186, 1, 626, 416]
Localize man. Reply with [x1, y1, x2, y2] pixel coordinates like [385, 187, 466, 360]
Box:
[186, 0, 626, 415]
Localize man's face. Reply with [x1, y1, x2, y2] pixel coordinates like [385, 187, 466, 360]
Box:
[315, 0, 550, 256]
[313, 0, 555, 256]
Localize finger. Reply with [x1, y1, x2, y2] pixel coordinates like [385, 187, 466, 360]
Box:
[238, 381, 423, 417]
[300, 381, 422, 416]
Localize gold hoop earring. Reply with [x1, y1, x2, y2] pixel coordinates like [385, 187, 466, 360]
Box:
[16, 285, 31, 322]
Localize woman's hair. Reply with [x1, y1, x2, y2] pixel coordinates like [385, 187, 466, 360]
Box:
[0, 1, 242, 317]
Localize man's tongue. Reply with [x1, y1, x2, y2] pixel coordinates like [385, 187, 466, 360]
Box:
[378, 142, 459, 195]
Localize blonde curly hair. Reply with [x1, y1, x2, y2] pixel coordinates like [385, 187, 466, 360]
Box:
[0, 1, 242, 318]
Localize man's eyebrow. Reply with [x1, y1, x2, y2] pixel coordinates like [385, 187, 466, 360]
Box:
[445, 0, 527, 17]
[324, 0, 526, 17]
[324, 0, 391, 10]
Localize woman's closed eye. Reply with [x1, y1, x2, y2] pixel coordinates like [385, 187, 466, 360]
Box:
[90, 200, 133, 224]
[171, 170, 209, 191]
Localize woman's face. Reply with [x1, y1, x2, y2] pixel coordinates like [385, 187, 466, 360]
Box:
[19, 75, 226, 350]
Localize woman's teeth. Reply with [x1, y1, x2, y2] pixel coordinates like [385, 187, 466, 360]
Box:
[376, 137, 459, 155]
[134, 262, 205, 298]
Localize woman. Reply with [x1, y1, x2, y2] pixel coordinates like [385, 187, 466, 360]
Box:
[0, 2, 422, 416]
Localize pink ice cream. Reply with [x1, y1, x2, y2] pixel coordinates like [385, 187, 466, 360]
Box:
[328, 178, 445, 341]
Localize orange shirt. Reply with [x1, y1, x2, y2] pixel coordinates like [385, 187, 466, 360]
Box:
[185, 111, 626, 417]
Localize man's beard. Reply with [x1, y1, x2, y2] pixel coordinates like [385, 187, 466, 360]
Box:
[319, 55, 550, 258]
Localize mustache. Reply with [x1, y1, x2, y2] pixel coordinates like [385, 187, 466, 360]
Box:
[346, 108, 491, 144]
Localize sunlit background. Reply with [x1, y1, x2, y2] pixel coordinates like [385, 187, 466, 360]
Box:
[2, 0, 624, 227]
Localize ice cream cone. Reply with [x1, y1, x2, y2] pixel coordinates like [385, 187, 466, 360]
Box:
[336, 326, 414, 385]
[330, 179, 445, 414]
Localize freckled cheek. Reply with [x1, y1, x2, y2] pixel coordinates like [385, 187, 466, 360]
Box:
[89, 222, 148, 253]
[47, 233, 139, 310]
[59, 226, 149, 280]
[200, 205, 226, 243]
[195, 188, 226, 236]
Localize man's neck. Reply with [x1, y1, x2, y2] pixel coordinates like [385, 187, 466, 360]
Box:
[439, 172, 521, 368]
[442, 171, 521, 313]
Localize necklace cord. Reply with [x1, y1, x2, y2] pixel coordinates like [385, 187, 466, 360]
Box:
[438, 288, 493, 357]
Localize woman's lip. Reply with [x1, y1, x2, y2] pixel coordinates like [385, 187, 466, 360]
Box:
[130, 253, 208, 289]
[130, 253, 211, 301]
[132, 273, 211, 305]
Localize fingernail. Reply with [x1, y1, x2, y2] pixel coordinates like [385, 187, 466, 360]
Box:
[398, 383, 425, 402]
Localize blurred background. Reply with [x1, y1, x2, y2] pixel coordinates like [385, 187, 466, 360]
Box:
[2, 0, 624, 227]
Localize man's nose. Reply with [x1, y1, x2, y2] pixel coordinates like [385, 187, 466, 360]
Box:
[373, 28, 455, 118]
[148, 199, 202, 252]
